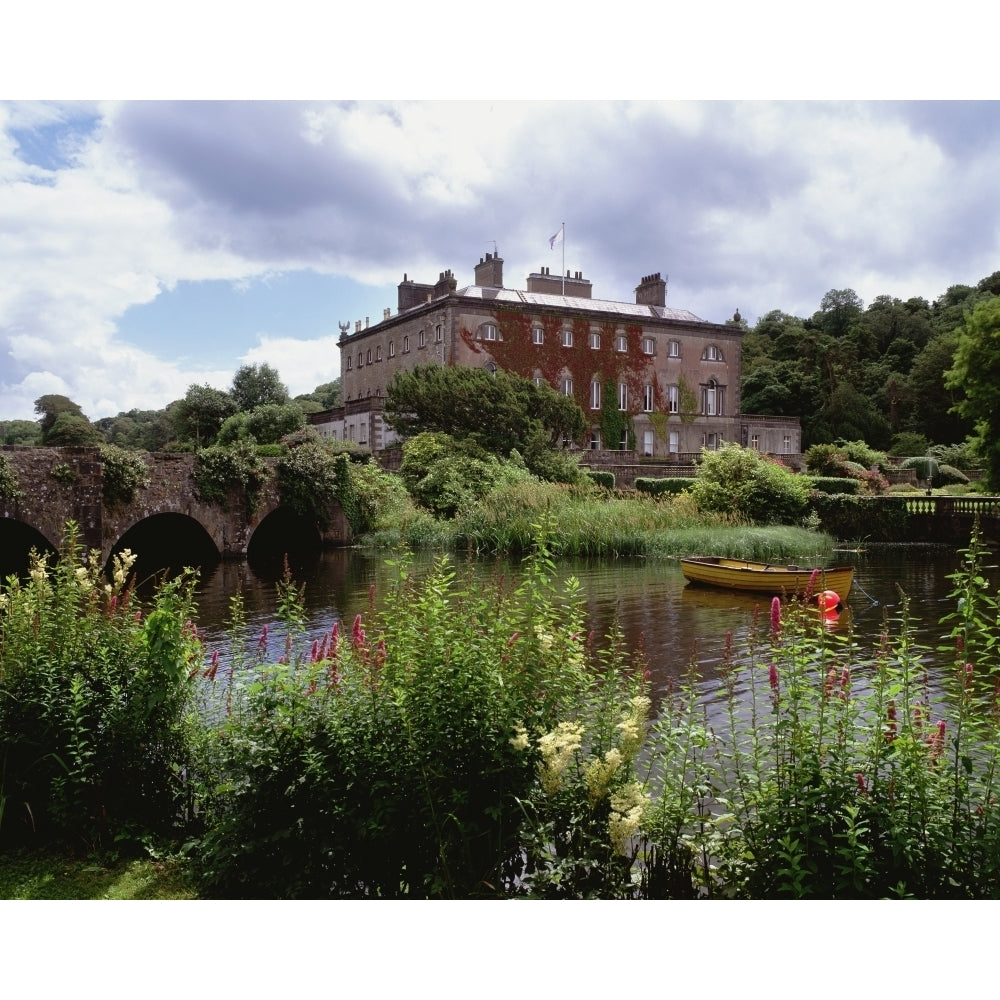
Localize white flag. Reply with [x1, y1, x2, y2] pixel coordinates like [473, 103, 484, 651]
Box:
[549, 227, 563, 249]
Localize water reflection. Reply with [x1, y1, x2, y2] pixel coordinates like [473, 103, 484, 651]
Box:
[186, 545, 989, 716]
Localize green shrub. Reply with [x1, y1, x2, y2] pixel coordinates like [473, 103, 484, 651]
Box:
[809, 494, 911, 541]
[689, 445, 811, 524]
[275, 439, 342, 528]
[100, 445, 150, 506]
[399, 432, 536, 519]
[0, 454, 23, 502]
[190, 520, 647, 898]
[809, 477, 860, 495]
[634, 477, 692, 496]
[50, 463, 77, 485]
[0, 523, 200, 850]
[586, 470, 615, 489]
[193, 440, 269, 514]
[640, 522, 1000, 898]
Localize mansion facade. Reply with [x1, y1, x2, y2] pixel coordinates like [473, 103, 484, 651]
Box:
[310, 251, 800, 462]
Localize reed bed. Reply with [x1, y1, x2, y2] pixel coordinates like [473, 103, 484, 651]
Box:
[362, 480, 835, 561]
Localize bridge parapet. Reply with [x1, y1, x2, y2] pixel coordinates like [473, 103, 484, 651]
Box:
[1, 446, 350, 566]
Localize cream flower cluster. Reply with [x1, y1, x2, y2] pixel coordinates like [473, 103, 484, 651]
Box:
[537, 721, 584, 795]
[584, 748, 623, 805]
[608, 781, 649, 856]
[617, 695, 651, 760]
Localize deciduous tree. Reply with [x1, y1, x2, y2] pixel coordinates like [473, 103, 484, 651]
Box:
[945, 297, 1000, 490]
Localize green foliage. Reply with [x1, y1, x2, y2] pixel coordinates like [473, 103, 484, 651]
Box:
[0, 523, 200, 849]
[99, 445, 150, 506]
[275, 437, 342, 528]
[0, 420, 42, 446]
[805, 441, 889, 493]
[946, 297, 1000, 491]
[690, 445, 811, 525]
[634, 477, 693, 496]
[808, 477, 860, 495]
[809, 494, 912, 542]
[229, 363, 290, 412]
[50, 463, 77, 485]
[171, 384, 238, 448]
[933, 441, 978, 471]
[586, 470, 615, 489]
[399, 431, 536, 519]
[0, 454, 23, 502]
[639, 521, 1000, 898]
[599, 378, 633, 452]
[889, 432, 930, 457]
[96, 408, 175, 452]
[385, 365, 586, 482]
[189, 522, 643, 898]
[33, 395, 103, 446]
[217, 403, 306, 446]
[193, 440, 269, 514]
[293, 379, 340, 410]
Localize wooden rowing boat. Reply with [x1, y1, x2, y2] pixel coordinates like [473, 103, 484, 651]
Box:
[679, 557, 854, 601]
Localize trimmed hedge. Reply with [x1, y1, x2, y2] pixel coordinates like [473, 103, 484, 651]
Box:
[634, 477, 693, 497]
[586, 470, 615, 489]
[810, 494, 912, 542]
[809, 477, 861, 496]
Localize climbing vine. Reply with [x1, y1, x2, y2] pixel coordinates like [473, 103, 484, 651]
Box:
[458, 310, 655, 443]
[100, 445, 150, 506]
[0, 454, 22, 502]
[678, 374, 699, 424]
[193, 440, 269, 514]
[599, 378, 635, 451]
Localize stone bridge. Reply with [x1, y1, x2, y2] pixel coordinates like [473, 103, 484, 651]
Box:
[0, 445, 351, 573]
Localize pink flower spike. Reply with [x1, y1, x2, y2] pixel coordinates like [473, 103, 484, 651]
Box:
[856, 773, 867, 795]
[352, 613, 366, 647]
[769, 597, 781, 639]
[310, 638, 320, 662]
[769, 662, 779, 691]
[506, 631, 521, 646]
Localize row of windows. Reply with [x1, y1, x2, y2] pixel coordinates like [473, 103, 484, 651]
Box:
[587, 429, 727, 454]
[478, 323, 723, 361]
[346, 324, 445, 370]
[556, 378, 726, 415]
[345, 325, 726, 372]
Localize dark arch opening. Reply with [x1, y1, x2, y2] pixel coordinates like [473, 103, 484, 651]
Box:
[107, 512, 220, 586]
[0, 520, 58, 580]
[246, 506, 323, 576]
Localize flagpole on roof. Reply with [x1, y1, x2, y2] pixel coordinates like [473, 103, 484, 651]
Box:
[549, 223, 565, 294]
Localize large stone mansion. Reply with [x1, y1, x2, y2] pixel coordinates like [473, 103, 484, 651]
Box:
[310, 251, 800, 462]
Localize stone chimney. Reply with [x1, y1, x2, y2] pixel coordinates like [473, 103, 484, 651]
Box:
[474, 252, 504, 288]
[525, 266, 593, 298]
[635, 272, 667, 307]
[434, 269, 458, 298]
[397, 272, 436, 312]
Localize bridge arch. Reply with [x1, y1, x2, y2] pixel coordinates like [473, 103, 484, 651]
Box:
[106, 512, 221, 582]
[0, 518, 58, 580]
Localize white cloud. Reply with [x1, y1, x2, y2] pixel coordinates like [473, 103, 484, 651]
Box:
[2, 99, 1000, 422]
[241, 335, 343, 398]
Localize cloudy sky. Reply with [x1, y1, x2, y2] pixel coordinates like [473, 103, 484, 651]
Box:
[1, 16, 997, 424]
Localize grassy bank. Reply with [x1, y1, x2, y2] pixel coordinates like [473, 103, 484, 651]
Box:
[0, 849, 197, 899]
[364, 481, 837, 560]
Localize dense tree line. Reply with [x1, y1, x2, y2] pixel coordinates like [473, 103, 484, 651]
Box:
[741, 271, 1000, 453]
[3, 365, 341, 451]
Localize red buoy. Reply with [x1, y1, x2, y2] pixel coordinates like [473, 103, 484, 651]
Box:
[816, 589, 841, 611]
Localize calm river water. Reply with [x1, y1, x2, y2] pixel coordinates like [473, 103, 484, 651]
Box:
[189, 544, 995, 710]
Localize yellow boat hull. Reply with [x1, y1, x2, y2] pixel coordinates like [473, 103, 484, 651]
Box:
[680, 557, 854, 600]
